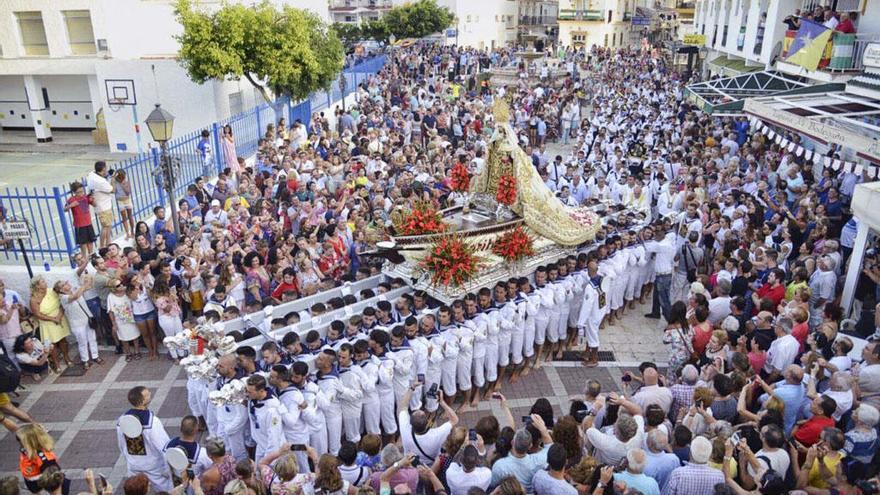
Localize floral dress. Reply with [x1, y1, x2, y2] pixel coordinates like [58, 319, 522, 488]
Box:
[663, 323, 693, 379]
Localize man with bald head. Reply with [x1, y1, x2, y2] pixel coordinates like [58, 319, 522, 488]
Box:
[631, 367, 673, 415]
[757, 364, 805, 435]
[199, 437, 236, 495]
[644, 430, 680, 491]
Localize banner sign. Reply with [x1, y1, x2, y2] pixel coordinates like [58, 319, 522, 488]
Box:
[683, 34, 706, 45]
[743, 98, 880, 164]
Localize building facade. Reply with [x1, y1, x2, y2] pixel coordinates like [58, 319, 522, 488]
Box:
[0, 0, 328, 151]
[519, 0, 559, 40]
[328, 0, 397, 24]
[557, 0, 646, 50]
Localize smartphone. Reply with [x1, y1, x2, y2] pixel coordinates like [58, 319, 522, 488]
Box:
[427, 383, 439, 398]
[185, 468, 195, 480]
[417, 373, 425, 384]
[410, 456, 421, 467]
[731, 432, 741, 444]
[622, 373, 632, 382]
[290, 444, 308, 451]
[469, 429, 477, 441]
[97, 474, 107, 492]
[11, 295, 19, 305]
[522, 415, 533, 424]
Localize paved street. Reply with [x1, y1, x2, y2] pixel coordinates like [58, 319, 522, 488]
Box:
[0, 299, 669, 489]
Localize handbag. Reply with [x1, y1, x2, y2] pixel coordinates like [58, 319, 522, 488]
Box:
[76, 299, 98, 330]
[0, 351, 21, 393]
[682, 244, 698, 283]
[675, 326, 700, 364]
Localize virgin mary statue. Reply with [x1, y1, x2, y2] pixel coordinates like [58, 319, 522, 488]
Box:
[470, 98, 601, 247]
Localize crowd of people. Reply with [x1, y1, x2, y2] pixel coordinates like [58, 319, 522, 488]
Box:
[1, 38, 880, 495]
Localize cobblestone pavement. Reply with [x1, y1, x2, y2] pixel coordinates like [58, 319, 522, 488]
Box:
[0, 300, 669, 489]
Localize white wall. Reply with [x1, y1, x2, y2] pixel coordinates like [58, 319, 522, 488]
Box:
[440, 0, 518, 49]
[95, 58, 219, 153]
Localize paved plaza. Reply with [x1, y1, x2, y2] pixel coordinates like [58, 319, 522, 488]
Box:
[0, 300, 669, 489]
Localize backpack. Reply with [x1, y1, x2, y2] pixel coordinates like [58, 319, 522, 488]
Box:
[757, 454, 796, 491]
[0, 351, 21, 393]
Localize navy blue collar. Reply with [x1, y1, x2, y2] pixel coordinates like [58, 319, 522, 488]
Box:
[125, 408, 153, 428]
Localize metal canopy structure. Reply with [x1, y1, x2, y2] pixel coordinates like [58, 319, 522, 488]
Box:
[685, 70, 811, 114]
[751, 90, 880, 135]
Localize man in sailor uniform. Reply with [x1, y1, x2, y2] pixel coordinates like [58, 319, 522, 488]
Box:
[325, 320, 347, 351]
[451, 300, 474, 409]
[402, 316, 427, 411]
[477, 288, 500, 403]
[492, 284, 515, 391]
[511, 277, 539, 382]
[337, 343, 365, 444]
[353, 339, 382, 436]
[566, 256, 589, 350]
[531, 266, 552, 370]
[578, 257, 609, 368]
[214, 355, 249, 461]
[464, 294, 488, 409]
[245, 374, 286, 463]
[268, 363, 311, 473]
[542, 264, 564, 363]
[552, 262, 575, 360]
[314, 348, 348, 455]
[164, 416, 212, 477]
[420, 313, 445, 413]
[117, 386, 173, 492]
[388, 326, 416, 410]
[505, 280, 525, 377]
[368, 330, 399, 442]
[436, 307, 460, 403]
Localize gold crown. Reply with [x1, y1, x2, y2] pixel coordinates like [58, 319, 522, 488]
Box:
[492, 97, 511, 124]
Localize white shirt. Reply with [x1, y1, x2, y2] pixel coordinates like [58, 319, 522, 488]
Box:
[86, 171, 114, 212]
[765, 334, 800, 373]
[446, 463, 492, 495]
[586, 415, 646, 465]
[707, 296, 732, 325]
[398, 410, 452, 466]
[632, 385, 673, 415]
[644, 233, 678, 274]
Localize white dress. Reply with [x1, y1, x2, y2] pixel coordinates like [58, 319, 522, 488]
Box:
[107, 293, 140, 341]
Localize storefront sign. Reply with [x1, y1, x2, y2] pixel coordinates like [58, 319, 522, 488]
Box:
[744, 99, 880, 163]
[864, 43, 880, 68]
[683, 34, 706, 46]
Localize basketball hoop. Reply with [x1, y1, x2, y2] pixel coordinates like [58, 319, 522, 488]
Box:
[108, 98, 124, 112]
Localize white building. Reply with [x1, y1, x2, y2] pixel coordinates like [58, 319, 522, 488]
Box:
[519, 0, 559, 39]
[0, 0, 328, 153]
[557, 0, 648, 50]
[329, 0, 399, 24]
[693, 0, 880, 81]
[439, 0, 521, 50]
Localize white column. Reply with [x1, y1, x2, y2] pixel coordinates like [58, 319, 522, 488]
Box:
[23, 75, 53, 142]
[87, 74, 103, 119]
[841, 221, 871, 319]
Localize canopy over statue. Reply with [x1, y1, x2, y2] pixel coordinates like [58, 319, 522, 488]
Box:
[470, 99, 601, 246]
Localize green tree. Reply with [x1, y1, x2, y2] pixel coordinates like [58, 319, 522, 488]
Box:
[174, 0, 343, 111]
[331, 22, 363, 49]
[379, 0, 453, 41]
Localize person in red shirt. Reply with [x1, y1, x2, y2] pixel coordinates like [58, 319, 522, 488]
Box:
[835, 12, 856, 34]
[271, 268, 299, 301]
[793, 395, 837, 447]
[63, 181, 96, 256]
[753, 268, 786, 314]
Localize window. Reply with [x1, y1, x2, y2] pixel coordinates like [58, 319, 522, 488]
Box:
[604, 33, 609, 46]
[63, 10, 96, 55]
[15, 11, 49, 56]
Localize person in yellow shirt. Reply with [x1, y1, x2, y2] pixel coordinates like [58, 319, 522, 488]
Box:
[799, 428, 846, 490]
[224, 194, 250, 212]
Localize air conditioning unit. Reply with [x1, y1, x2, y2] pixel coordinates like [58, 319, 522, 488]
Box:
[97, 38, 109, 56]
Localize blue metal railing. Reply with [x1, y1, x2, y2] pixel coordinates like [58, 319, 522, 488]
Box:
[0, 55, 386, 266]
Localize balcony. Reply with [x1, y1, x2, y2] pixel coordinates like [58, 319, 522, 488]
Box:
[776, 31, 880, 82]
[558, 9, 603, 21]
[329, 0, 392, 11]
[519, 15, 557, 26]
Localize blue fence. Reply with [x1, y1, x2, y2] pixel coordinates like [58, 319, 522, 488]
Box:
[0, 55, 386, 266]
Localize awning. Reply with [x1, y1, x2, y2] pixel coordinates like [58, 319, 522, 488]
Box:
[706, 55, 763, 77]
[743, 89, 880, 165]
[684, 71, 823, 114]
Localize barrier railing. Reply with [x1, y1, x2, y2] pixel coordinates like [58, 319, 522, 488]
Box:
[0, 55, 386, 266]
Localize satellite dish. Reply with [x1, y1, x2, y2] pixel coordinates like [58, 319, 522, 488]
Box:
[165, 447, 189, 471]
[119, 415, 143, 438]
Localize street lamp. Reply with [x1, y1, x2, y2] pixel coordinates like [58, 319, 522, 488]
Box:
[144, 103, 180, 237]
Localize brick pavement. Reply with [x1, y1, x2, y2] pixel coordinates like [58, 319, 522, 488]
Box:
[0, 300, 670, 488]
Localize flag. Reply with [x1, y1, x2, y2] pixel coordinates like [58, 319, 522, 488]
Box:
[785, 19, 833, 71]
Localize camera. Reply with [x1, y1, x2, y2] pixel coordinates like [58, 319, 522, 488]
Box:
[469, 429, 477, 441]
[522, 415, 533, 425]
[426, 383, 439, 399]
[573, 409, 590, 423]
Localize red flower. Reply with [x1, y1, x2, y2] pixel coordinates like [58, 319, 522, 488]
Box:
[492, 226, 534, 261]
[496, 174, 517, 206]
[397, 201, 447, 236]
[419, 236, 482, 287]
[449, 163, 471, 193]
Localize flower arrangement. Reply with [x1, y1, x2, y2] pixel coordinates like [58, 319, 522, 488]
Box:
[492, 226, 535, 261]
[496, 174, 518, 206]
[569, 207, 599, 228]
[449, 162, 471, 193]
[420, 236, 482, 287]
[396, 201, 447, 236]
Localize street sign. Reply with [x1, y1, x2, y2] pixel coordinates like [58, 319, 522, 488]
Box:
[631, 16, 651, 26]
[446, 28, 457, 38]
[0, 221, 30, 240]
[683, 34, 707, 46]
